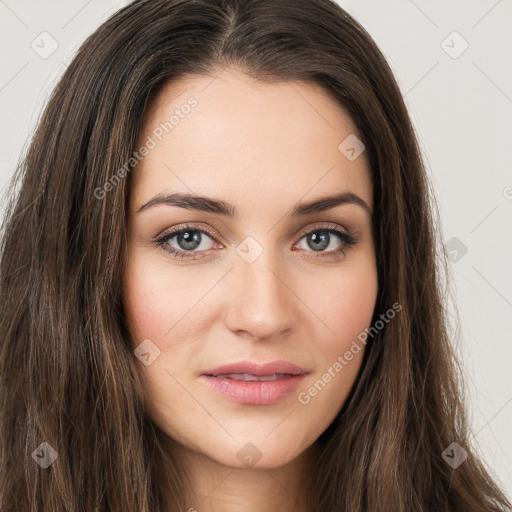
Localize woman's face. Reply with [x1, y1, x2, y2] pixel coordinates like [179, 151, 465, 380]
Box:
[123, 67, 378, 469]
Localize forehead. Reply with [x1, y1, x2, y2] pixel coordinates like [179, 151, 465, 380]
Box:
[130, 67, 372, 213]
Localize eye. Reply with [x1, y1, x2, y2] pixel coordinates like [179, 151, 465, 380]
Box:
[154, 224, 218, 261]
[293, 223, 359, 260]
[153, 222, 359, 261]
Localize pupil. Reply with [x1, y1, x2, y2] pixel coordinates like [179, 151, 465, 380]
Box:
[308, 231, 329, 251]
[177, 231, 201, 250]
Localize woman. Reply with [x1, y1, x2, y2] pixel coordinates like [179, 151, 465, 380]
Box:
[0, 0, 510, 510]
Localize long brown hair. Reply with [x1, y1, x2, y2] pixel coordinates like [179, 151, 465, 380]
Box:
[0, 0, 510, 510]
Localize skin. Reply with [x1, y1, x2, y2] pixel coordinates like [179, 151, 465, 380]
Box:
[122, 66, 378, 512]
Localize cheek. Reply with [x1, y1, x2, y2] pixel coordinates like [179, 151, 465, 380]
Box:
[123, 257, 175, 346]
[308, 259, 378, 355]
[295, 262, 377, 426]
[122, 255, 212, 369]
[122, 259, 197, 424]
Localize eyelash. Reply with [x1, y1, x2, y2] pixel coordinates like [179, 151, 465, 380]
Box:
[153, 222, 359, 261]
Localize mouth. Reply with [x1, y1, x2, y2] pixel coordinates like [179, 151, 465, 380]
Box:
[202, 360, 308, 378]
[210, 373, 293, 382]
[200, 360, 309, 405]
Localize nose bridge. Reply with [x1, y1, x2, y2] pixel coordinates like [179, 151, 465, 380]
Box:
[224, 236, 294, 339]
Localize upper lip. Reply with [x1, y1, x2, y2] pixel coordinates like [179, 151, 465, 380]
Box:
[202, 360, 309, 377]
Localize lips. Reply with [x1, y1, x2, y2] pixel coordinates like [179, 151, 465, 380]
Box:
[200, 360, 309, 405]
[202, 360, 308, 378]
[214, 373, 289, 381]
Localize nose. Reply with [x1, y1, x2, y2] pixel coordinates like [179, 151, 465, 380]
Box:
[223, 244, 295, 342]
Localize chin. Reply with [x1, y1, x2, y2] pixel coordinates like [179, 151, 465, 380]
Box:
[207, 436, 310, 470]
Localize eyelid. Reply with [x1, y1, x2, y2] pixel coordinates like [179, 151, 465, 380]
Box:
[154, 222, 222, 243]
[293, 221, 350, 242]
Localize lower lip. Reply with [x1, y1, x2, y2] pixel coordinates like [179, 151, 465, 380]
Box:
[200, 374, 307, 405]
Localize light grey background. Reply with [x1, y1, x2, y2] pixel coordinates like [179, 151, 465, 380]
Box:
[1, 0, 511, 498]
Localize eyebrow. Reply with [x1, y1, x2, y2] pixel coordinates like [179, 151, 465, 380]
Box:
[136, 191, 372, 218]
